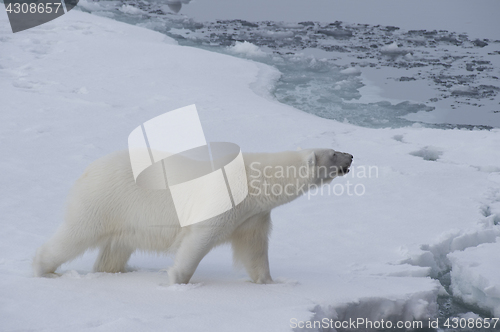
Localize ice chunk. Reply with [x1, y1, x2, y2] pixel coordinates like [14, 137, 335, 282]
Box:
[340, 67, 361, 75]
[228, 41, 267, 58]
[380, 42, 408, 55]
[409, 146, 443, 161]
[449, 241, 500, 317]
[119, 4, 145, 15]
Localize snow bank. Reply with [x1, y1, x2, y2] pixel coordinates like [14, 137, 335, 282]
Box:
[448, 241, 500, 317]
[340, 67, 361, 75]
[409, 146, 443, 161]
[380, 42, 408, 55]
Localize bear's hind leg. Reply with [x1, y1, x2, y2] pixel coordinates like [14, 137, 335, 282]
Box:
[94, 240, 134, 273]
[231, 212, 273, 284]
[33, 225, 94, 277]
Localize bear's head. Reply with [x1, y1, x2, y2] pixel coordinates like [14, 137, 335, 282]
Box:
[303, 148, 353, 184]
[243, 148, 353, 207]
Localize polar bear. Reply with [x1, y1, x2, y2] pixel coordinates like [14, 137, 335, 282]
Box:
[33, 148, 353, 284]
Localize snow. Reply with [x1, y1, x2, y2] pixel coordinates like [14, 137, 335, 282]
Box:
[409, 146, 443, 162]
[1, 3, 500, 332]
[449, 240, 500, 317]
[72, 0, 500, 129]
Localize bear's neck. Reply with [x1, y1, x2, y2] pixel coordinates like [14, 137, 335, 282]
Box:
[244, 152, 316, 210]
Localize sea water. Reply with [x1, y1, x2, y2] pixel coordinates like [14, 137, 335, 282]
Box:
[78, 0, 500, 130]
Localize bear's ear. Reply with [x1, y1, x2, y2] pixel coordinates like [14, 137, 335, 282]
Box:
[306, 151, 316, 166]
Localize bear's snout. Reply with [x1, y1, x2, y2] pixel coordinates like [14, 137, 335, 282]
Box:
[315, 149, 353, 179]
[334, 151, 353, 175]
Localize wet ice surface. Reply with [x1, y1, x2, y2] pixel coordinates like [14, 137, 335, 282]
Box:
[79, 0, 500, 129]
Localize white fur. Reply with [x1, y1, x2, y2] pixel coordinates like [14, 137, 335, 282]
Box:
[33, 149, 352, 284]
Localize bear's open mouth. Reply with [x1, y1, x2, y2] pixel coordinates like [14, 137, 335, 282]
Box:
[339, 166, 350, 175]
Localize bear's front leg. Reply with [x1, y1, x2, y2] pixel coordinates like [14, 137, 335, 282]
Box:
[231, 212, 273, 284]
[168, 227, 215, 284]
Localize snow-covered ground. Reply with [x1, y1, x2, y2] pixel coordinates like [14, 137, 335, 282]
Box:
[1, 4, 499, 332]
